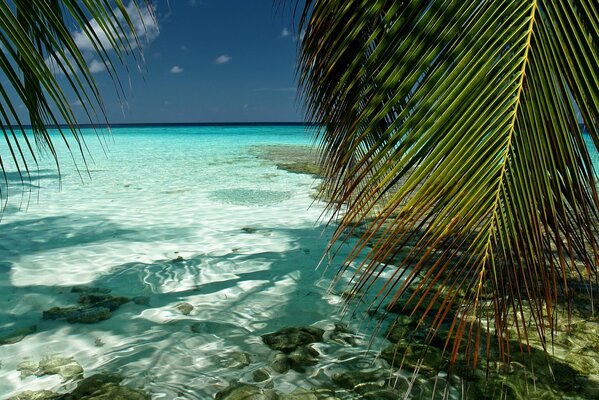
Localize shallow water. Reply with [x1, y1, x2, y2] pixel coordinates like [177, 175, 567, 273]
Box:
[1, 125, 598, 399]
[0, 125, 395, 399]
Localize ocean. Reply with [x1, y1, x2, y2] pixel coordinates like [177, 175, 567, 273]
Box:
[1, 124, 597, 399]
[0, 125, 391, 399]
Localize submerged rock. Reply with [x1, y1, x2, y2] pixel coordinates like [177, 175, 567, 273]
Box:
[270, 353, 291, 374]
[253, 368, 270, 382]
[132, 296, 150, 306]
[64, 373, 150, 400]
[43, 306, 112, 324]
[78, 293, 129, 311]
[175, 302, 194, 315]
[288, 346, 320, 369]
[7, 390, 60, 400]
[280, 388, 340, 400]
[215, 383, 279, 400]
[18, 356, 83, 381]
[0, 325, 37, 346]
[42, 291, 130, 324]
[262, 326, 325, 353]
[225, 351, 252, 369]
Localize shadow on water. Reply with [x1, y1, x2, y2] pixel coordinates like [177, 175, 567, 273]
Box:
[2, 219, 598, 399]
[0, 220, 348, 398]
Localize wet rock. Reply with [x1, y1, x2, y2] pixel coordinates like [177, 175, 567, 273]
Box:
[281, 388, 340, 400]
[67, 373, 123, 397]
[253, 368, 270, 382]
[65, 373, 150, 400]
[288, 346, 320, 370]
[329, 324, 357, 346]
[7, 390, 60, 400]
[262, 326, 325, 353]
[78, 293, 129, 311]
[271, 353, 291, 374]
[16, 361, 38, 378]
[37, 356, 84, 381]
[241, 227, 258, 234]
[175, 302, 194, 315]
[380, 341, 443, 372]
[18, 356, 83, 381]
[43, 306, 112, 324]
[43, 292, 129, 324]
[226, 351, 252, 369]
[0, 325, 37, 346]
[172, 256, 185, 263]
[215, 383, 279, 400]
[132, 296, 150, 306]
[331, 370, 385, 390]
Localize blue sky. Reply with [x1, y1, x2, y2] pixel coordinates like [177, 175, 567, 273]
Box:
[76, 1, 304, 123]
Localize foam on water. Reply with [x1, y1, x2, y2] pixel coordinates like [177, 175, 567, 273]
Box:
[0, 125, 389, 399]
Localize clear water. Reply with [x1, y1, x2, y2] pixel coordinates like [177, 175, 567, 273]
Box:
[0, 125, 388, 399]
[1, 125, 598, 399]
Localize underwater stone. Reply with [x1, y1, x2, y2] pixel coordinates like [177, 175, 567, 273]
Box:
[37, 356, 84, 381]
[215, 383, 279, 400]
[43, 305, 112, 324]
[16, 360, 38, 378]
[132, 296, 150, 306]
[270, 353, 291, 374]
[64, 373, 150, 400]
[331, 370, 385, 390]
[241, 227, 258, 234]
[7, 390, 60, 400]
[380, 341, 443, 372]
[0, 325, 37, 346]
[226, 351, 252, 369]
[280, 388, 341, 400]
[288, 346, 320, 369]
[43, 292, 129, 324]
[175, 302, 194, 315]
[262, 326, 325, 353]
[77, 293, 130, 311]
[252, 368, 270, 382]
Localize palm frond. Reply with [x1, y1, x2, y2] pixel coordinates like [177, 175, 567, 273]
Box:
[299, 0, 599, 367]
[0, 0, 155, 199]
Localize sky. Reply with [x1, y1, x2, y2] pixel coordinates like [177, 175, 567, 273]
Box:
[66, 1, 305, 124]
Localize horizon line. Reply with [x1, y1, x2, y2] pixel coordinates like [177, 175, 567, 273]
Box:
[21, 121, 321, 129]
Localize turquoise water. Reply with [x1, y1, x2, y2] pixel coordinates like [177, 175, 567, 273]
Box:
[1, 125, 598, 399]
[0, 125, 391, 399]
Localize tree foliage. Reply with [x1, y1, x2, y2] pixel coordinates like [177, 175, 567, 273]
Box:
[298, 0, 599, 366]
[0, 0, 154, 197]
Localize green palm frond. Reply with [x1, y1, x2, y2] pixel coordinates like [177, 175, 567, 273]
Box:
[299, 0, 599, 367]
[0, 0, 154, 196]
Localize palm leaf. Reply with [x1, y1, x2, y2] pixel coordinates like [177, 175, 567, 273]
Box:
[0, 0, 155, 200]
[298, 0, 599, 368]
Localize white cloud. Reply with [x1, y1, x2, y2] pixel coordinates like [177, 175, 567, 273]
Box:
[170, 65, 183, 74]
[72, 99, 84, 107]
[72, 2, 159, 53]
[281, 28, 291, 38]
[215, 54, 231, 64]
[88, 59, 106, 73]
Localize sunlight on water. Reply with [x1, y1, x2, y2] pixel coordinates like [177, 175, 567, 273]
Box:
[0, 126, 392, 399]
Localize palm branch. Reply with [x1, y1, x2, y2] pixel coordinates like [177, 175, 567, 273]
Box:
[0, 0, 154, 198]
[298, 0, 599, 368]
